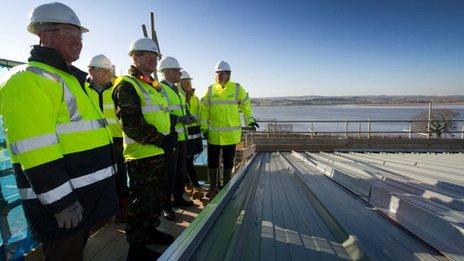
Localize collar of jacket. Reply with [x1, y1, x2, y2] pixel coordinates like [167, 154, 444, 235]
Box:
[87, 78, 112, 92]
[161, 80, 174, 87]
[28, 45, 88, 88]
[128, 65, 160, 90]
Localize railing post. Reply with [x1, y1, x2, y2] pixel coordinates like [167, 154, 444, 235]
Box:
[345, 120, 349, 139]
[368, 119, 371, 139]
[310, 123, 314, 138]
[358, 123, 361, 139]
[409, 122, 412, 139]
[462, 127, 464, 139]
[427, 102, 432, 139]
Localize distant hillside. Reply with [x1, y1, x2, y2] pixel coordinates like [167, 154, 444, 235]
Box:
[251, 95, 464, 106]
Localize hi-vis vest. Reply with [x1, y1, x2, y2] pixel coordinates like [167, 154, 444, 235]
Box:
[160, 82, 188, 141]
[84, 83, 122, 138]
[200, 81, 253, 145]
[185, 91, 203, 155]
[0, 61, 116, 214]
[114, 76, 170, 160]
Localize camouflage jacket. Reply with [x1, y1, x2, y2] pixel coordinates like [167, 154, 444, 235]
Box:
[112, 66, 165, 147]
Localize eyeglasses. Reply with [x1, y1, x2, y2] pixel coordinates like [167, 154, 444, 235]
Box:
[44, 28, 82, 40]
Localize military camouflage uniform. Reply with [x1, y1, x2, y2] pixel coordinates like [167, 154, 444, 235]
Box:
[112, 66, 166, 244]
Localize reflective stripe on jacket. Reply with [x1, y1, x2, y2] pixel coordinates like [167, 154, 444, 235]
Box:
[160, 82, 188, 141]
[200, 80, 253, 145]
[114, 76, 170, 160]
[84, 82, 123, 138]
[0, 61, 118, 241]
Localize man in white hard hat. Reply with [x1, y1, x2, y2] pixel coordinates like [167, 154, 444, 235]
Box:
[179, 70, 203, 200]
[0, 2, 119, 260]
[200, 61, 258, 198]
[112, 38, 178, 260]
[85, 55, 129, 223]
[158, 57, 196, 220]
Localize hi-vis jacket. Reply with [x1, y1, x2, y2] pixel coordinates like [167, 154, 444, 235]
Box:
[160, 81, 188, 141]
[200, 80, 253, 145]
[0, 46, 118, 242]
[113, 76, 171, 161]
[184, 90, 203, 156]
[84, 82, 122, 139]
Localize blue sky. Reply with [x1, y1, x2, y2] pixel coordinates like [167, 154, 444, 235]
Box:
[0, 0, 463, 97]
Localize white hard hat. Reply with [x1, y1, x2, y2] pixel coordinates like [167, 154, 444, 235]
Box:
[215, 61, 231, 72]
[27, 2, 88, 35]
[158, 56, 182, 71]
[88, 54, 113, 70]
[128, 37, 159, 56]
[180, 70, 192, 80]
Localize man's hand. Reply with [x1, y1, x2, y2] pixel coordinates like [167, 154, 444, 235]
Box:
[248, 121, 260, 131]
[55, 201, 84, 229]
[162, 132, 178, 154]
[178, 115, 196, 125]
[202, 130, 208, 139]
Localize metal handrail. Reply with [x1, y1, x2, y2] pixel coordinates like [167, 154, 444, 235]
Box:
[257, 119, 464, 123]
[254, 119, 464, 139]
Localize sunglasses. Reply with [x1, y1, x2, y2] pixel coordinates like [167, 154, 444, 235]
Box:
[44, 28, 82, 40]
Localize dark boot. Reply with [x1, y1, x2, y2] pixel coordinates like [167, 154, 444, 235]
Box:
[146, 229, 175, 245]
[191, 186, 203, 200]
[223, 168, 233, 187]
[114, 196, 128, 223]
[127, 243, 161, 261]
[206, 168, 219, 198]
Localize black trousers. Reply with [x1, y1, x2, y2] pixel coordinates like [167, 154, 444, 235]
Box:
[186, 155, 200, 187]
[42, 229, 89, 261]
[207, 144, 236, 169]
[165, 141, 187, 205]
[113, 137, 128, 198]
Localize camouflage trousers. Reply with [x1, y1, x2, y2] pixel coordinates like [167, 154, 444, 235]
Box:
[125, 154, 166, 244]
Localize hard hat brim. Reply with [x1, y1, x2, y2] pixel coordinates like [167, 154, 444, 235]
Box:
[158, 67, 183, 72]
[27, 22, 89, 35]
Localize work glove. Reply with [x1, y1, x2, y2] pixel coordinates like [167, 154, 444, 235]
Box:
[202, 130, 208, 139]
[170, 115, 178, 132]
[248, 121, 260, 131]
[162, 132, 178, 154]
[54, 201, 84, 229]
[178, 115, 196, 125]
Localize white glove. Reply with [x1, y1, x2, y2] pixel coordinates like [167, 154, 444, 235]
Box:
[54, 201, 84, 229]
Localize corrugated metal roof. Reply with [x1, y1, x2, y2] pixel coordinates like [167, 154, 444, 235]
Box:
[161, 152, 455, 260]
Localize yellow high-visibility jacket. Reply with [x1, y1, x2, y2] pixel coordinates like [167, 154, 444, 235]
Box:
[0, 60, 118, 241]
[113, 76, 171, 160]
[200, 80, 253, 145]
[84, 82, 122, 138]
[160, 81, 188, 141]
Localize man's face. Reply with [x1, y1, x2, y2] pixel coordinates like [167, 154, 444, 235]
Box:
[215, 71, 230, 84]
[41, 24, 83, 64]
[133, 51, 158, 74]
[89, 67, 112, 85]
[180, 79, 192, 92]
[164, 68, 181, 83]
